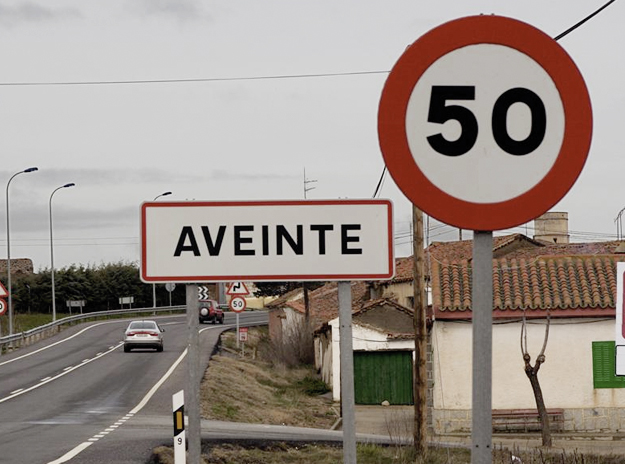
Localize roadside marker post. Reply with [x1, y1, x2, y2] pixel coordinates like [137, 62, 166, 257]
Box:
[378, 15, 591, 463]
[172, 390, 186, 464]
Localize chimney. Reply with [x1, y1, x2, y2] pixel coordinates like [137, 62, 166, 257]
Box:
[533, 212, 569, 244]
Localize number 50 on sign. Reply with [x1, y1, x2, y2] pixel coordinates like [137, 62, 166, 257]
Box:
[378, 15, 592, 231]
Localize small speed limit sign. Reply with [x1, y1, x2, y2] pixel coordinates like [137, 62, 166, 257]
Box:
[0, 298, 5, 316]
[229, 296, 247, 313]
[378, 15, 592, 231]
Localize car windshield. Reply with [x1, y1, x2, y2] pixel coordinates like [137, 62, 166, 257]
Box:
[128, 321, 158, 331]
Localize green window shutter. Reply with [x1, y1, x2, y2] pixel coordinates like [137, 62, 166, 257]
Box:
[592, 341, 625, 389]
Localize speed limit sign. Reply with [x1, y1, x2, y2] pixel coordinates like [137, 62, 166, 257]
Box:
[0, 298, 5, 316]
[378, 15, 592, 231]
[229, 296, 246, 313]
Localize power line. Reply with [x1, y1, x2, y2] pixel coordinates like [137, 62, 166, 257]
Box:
[0, 70, 389, 87]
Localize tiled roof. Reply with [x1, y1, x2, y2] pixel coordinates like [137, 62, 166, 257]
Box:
[391, 237, 625, 284]
[283, 281, 369, 327]
[353, 298, 415, 339]
[391, 234, 547, 282]
[431, 254, 625, 316]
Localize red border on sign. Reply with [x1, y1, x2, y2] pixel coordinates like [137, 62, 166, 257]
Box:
[140, 199, 395, 283]
[378, 15, 592, 231]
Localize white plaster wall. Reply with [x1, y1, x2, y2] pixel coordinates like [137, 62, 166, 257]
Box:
[432, 318, 623, 411]
[329, 317, 415, 401]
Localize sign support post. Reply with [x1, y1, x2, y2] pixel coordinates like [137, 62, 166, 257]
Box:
[236, 312, 240, 349]
[338, 281, 356, 464]
[185, 284, 201, 463]
[471, 231, 493, 463]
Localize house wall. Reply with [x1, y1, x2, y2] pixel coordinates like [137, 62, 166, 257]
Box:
[315, 331, 333, 388]
[431, 318, 625, 433]
[380, 281, 413, 308]
[329, 319, 414, 402]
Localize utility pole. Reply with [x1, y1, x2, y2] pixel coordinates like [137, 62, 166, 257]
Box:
[412, 204, 427, 454]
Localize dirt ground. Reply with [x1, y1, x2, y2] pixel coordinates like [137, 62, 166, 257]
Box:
[199, 329, 339, 429]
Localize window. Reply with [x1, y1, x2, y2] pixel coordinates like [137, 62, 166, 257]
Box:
[592, 341, 625, 389]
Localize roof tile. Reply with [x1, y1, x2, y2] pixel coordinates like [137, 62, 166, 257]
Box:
[431, 254, 625, 313]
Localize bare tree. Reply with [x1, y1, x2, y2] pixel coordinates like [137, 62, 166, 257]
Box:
[520, 310, 552, 447]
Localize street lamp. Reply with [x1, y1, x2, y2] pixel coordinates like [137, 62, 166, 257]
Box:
[152, 191, 172, 307]
[6, 167, 38, 336]
[50, 183, 75, 322]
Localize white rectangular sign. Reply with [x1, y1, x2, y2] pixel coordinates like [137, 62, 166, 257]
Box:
[616, 262, 625, 376]
[141, 199, 394, 283]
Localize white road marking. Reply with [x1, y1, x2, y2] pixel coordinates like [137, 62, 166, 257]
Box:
[46, 347, 189, 464]
[0, 343, 122, 405]
[45, 323, 220, 464]
[47, 442, 93, 464]
[10, 389, 23, 395]
[0, 321, 122, 367]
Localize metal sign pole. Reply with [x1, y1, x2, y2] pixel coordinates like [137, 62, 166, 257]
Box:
[185, 284, 201, 463]
[471, 231, 493, 463]
[338, 281, 357, 464]
[236, 312, 240, 349]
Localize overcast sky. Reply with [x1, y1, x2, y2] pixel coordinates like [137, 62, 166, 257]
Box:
[0, 0, 622, 271]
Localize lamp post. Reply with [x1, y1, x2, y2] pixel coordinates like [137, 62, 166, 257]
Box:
[50, 183, 75, 322]
[6, 167, 38, 336]
[152, 192, 172, 307]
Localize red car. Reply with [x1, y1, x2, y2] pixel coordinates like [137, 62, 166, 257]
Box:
[199, 299, 224, 324]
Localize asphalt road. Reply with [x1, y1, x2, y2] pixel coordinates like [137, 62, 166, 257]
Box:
[0, 310, 267, 464]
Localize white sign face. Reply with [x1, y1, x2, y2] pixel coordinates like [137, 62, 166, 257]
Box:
[405, 44, 564, 204]
[227, 281, 250, 295]
[141, 200, 394, 283]
[616, 263, 625, 376]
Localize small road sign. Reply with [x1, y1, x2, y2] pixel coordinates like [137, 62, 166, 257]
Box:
[226, 281, 249, 296]
[165, 282, 176, 293]
[239, 327, 249, 342]
[0, 299, 6, 316]
[378, 15, 592, 231]
[0, 281, 7, 298]
[198, 286, 210, 300]
[229, 296, 246, 313]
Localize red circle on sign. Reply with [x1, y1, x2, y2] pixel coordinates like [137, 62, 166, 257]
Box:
[229, 296, 247, 313]
[378, 15, 592, 231]
[0, 299, 6, 316]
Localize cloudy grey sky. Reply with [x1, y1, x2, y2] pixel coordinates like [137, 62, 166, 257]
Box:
[0, 0, 622, 270]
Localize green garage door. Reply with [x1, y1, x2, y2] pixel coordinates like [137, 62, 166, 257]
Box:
[353, 351, 414, 405]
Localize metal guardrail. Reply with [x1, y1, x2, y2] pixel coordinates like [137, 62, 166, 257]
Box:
[0, 305, 186, 353]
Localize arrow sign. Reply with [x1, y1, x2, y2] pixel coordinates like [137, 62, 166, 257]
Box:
[226, 282, 249, 296]
[198, 285, 210, 300]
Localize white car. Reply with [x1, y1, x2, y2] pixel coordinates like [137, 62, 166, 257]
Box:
[123, 320, 164, 352]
